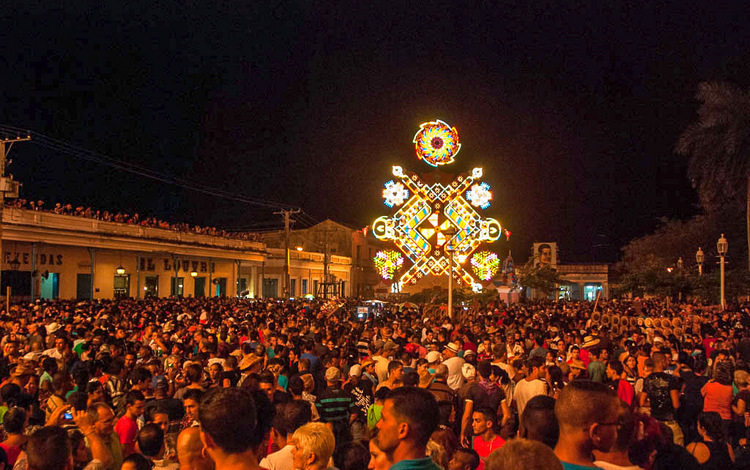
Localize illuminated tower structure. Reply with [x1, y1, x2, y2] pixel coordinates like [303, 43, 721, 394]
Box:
[372, 120, 507, 293]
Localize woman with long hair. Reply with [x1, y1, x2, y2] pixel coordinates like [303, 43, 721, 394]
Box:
[686, 412, 735, 468]
[702, 360, 735, 430]
[621, 354, 639, 385]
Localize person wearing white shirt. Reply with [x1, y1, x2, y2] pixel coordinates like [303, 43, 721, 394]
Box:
[260, 400, 313, 470]
[442, 342, 465, 391]
[514, 357, 547, 417]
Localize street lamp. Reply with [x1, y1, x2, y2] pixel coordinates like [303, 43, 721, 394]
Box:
[695, 247, 704, 276]
[445, 243, 455, 321]
[115, 266, 126, 276]
[190, 270, 198, 278]
[442, 226, 459, 320]
[717, 234, 728, 309]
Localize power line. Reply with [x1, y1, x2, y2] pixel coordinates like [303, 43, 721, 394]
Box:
[0, 125, 299, 211]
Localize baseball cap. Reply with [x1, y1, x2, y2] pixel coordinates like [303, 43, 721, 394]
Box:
[325, 367, 342, 382]
[349, 365, 363, 377]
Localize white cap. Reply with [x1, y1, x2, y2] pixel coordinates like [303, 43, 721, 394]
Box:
[349, 364, 363, 377]
[462, 363, 476, 380]
[425, 351, 442, 363]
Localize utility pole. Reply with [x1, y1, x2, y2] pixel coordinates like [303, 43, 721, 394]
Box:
[274, 208, 299, 298]
[0, 135, 29, 308]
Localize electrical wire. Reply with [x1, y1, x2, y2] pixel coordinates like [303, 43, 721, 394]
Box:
[0, 125, 299, 211]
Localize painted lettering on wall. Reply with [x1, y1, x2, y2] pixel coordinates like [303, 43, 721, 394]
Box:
[3, 252, 63, 266]
[139, 257, 215, 273]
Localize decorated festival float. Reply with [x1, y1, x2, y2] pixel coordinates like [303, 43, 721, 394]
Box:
[371, 120, 511, 303]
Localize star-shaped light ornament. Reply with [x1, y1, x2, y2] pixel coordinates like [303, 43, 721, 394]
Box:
[373, 250, 405, 280]
[471, 251, 500, 281]
[466, 183, 492, 209]
[382, 180, 409, 208]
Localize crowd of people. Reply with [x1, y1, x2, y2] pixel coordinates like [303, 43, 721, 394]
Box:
[4, 199, 262, 241]
[0, 295, 747, 470]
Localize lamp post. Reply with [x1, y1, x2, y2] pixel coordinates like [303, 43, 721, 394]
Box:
[696, 247, 704, 276]
[446, 243, 455, 320]
[443, 226, 459, 320]
[717, 234, 728, 309]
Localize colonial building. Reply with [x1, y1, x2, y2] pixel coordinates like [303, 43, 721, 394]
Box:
[524, 242, 609, 300]
[261, 219, 385, 298]
[0, 207, 351, 300]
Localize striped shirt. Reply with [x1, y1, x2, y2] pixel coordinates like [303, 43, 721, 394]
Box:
[315, 388, 356, 423]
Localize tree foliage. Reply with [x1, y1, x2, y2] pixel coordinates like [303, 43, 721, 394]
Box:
[619, 82, 750, 300]
[517, 260, 562, 297]
[676, 81, 750, 209]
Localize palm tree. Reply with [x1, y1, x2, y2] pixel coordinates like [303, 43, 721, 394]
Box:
[676, 82, 750, 270]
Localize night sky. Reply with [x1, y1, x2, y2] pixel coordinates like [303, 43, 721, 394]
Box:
[2, 1, 749, 263]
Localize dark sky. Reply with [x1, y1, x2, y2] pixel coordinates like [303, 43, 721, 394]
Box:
[1, 1, 749, 263]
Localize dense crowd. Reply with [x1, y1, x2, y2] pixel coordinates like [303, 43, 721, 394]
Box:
[4, 199, 262, 241]
[0, 296, 748, 470]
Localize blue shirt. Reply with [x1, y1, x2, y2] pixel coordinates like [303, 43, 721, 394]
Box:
[301, 352, 321, 375]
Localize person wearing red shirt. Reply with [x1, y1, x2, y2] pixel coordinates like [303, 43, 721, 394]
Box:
[471, 408, 505, 470]
[606, 361, 635, 407]
[115, 390, 146, 456]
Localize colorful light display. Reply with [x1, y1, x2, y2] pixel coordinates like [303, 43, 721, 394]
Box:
[373, 250, 405, 280]
[413, 120, 461, 167]
[373, 119, 507, 291]
[466, 183, 492, 209]
[382, 180, 409, 207]
[471, 251, 500, 281]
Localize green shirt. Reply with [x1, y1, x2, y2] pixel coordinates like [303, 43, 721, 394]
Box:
[86, 432, 123, 470]
[562, 463, 599, 470]
[389, 457, 443, 470]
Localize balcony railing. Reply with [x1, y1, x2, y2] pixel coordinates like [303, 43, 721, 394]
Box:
[3, 208, 265, 252]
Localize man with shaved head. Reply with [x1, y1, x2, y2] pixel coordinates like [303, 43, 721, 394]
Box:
[553, 380, 621, 470]
[177, 427, 214, 470]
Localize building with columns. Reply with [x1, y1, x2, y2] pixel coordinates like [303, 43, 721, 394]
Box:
[524, 242, 609, 300]
[261, 219, 386, 299]
[0, 207, 351, 300]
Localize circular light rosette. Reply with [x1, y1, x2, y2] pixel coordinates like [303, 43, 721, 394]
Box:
[382, 180, 409, 207]
[470, 251, 500, 281]
[413, 119, 461, 167]
[466, 183, 492, 209]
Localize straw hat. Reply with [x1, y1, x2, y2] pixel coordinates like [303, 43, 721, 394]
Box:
[570, 359, 586, 370]
[239, 354, 262, 371]
[361, 358, 376, 369]
[444, 342, 461, 354]
[582, 336, 600, 349]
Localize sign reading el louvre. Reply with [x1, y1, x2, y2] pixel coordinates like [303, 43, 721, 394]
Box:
[372, 120, 509, 292]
